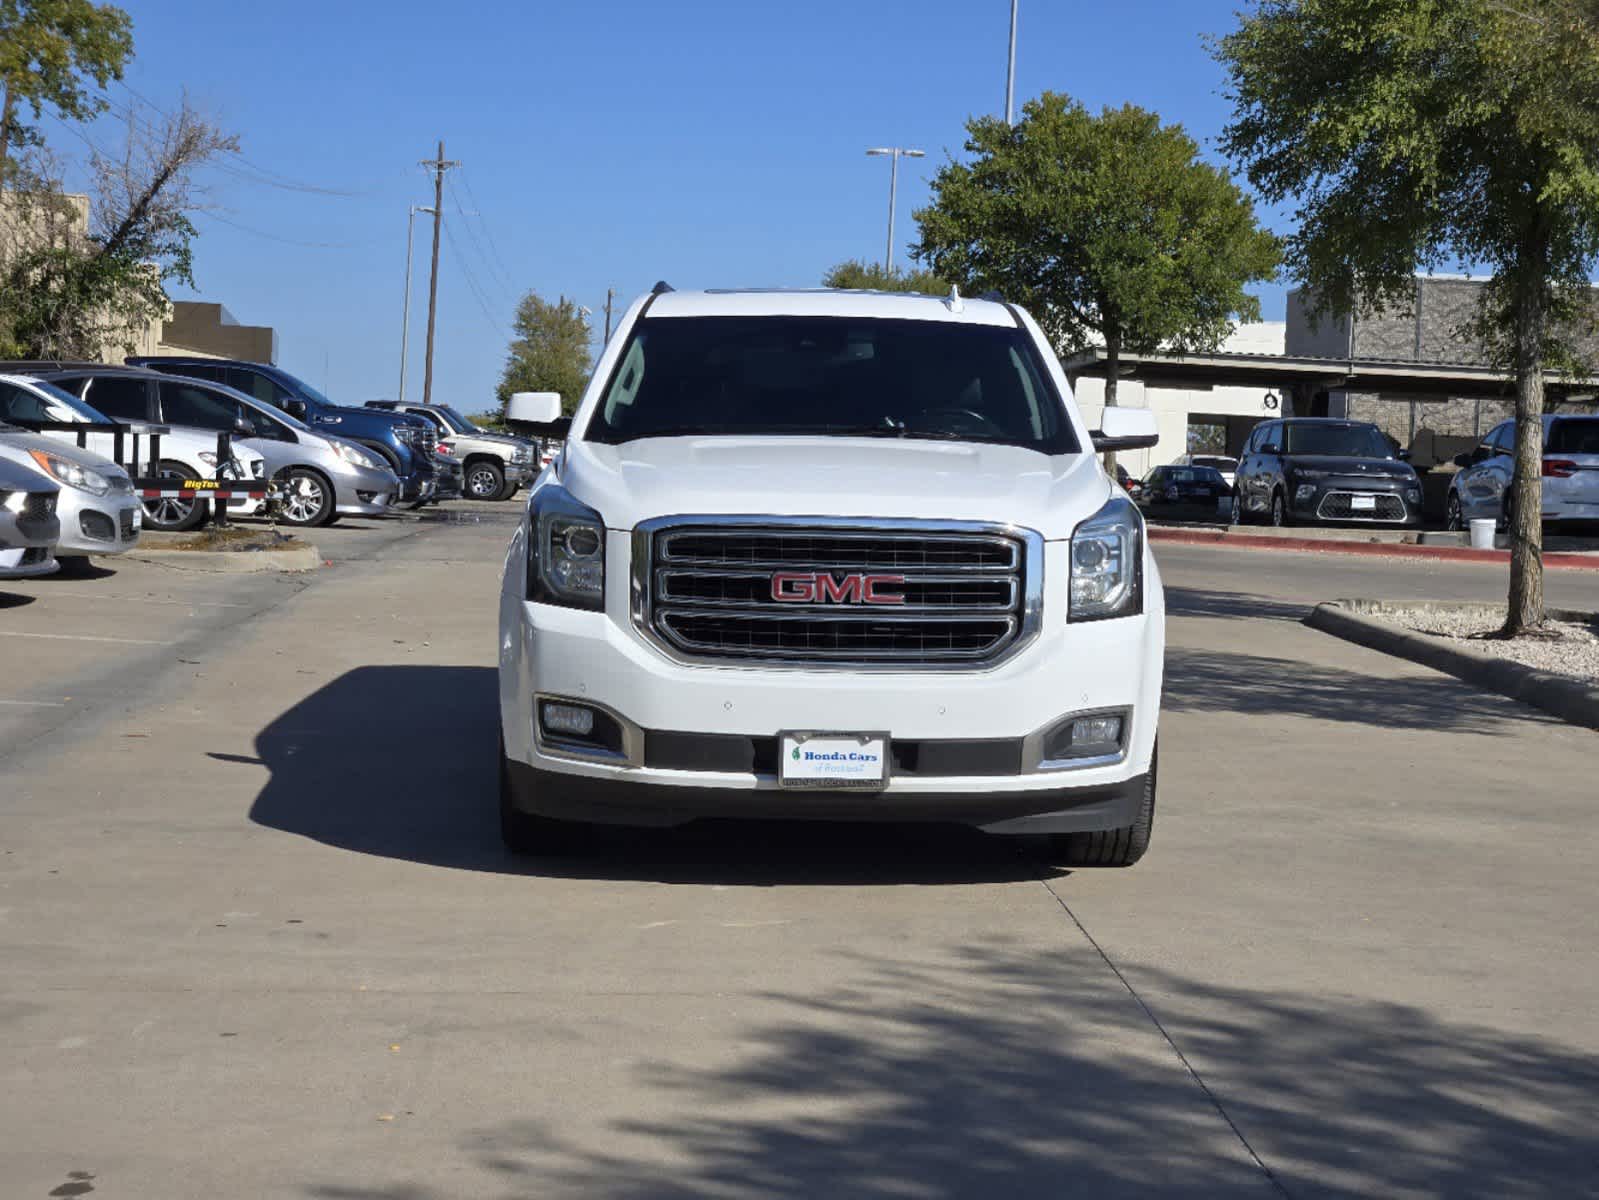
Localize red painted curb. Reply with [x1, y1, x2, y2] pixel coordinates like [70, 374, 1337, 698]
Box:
[1148, 526, 1599, 571]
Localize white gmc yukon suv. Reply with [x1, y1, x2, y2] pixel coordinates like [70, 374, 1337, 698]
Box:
[497, 287, 1164, 866]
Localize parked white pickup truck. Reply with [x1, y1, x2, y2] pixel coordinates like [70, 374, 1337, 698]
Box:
[497, 287, 1164, 866]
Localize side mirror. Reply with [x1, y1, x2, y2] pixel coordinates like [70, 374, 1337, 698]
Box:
[1397, 449, 1412, 462]
[1089, 407, 1159, 452]
[234, 413, 255, 437]
[1452, 452, 1473, 468]
[506, 391, 570, 437]
[283, 398, 307, 419]
[1262, 443, 1282, 456]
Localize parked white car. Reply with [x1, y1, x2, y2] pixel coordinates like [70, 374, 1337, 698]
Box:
[0, 426, 140, 569]
[497, 287, 1164, 866]
[0, 457, 60, 579]
[0, 373, 267, 532]
[1448, 415, 1599, 529]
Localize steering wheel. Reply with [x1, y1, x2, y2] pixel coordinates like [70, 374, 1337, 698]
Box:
[914, 407, 1005, 437]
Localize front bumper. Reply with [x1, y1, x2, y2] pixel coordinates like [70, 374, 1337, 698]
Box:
[1287, 478, 1422, 525]
[499, 536, 1165, 834]
[0, 545, 58, 578]
[397, 472, 438, 502]
[332, 464, 399, 516]
[55, 489, 142, 556]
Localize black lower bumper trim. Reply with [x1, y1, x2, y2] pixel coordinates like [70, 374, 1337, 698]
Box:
[505, 761, 1149, 832]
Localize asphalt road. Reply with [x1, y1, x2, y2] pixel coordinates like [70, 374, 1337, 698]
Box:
[2, 510, 1597, 1199]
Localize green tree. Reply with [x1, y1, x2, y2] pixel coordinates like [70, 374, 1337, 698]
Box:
[1215, 0, 1599, 635]
[0, 0, 134, 181]
[913, 93, 1282, 430]
[1, 100, 236, 358]
[497, 292, 592, 415]
[822, 258, 949, 294]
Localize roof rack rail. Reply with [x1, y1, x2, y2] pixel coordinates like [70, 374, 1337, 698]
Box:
[651, 280, 675, 295]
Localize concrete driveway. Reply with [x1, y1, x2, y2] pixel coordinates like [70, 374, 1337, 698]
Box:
[1, 515, 1596, 1199]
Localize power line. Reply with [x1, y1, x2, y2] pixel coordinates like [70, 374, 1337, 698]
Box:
[195, 211, 368, 249]
[443, 220, 511, 339]
[456, 166, 521, 297]
[445, 174, 516, 304]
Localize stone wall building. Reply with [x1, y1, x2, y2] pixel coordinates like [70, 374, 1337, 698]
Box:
[1287, 277, 1597, 455]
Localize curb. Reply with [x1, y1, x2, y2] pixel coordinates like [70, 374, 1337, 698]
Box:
[118, 545, 322, 574]
[1150, 526, 1599, 571]
[1305, 601, 1599, 730]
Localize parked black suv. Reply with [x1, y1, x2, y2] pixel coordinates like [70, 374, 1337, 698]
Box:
[126, 357, 437, 503]
[1234, 418, 1422, 527]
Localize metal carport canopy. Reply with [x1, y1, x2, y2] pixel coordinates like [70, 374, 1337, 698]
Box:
[1059, 347, 1585, 400]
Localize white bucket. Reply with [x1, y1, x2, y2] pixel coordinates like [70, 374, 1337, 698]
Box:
[1468, 518, 1496, 550]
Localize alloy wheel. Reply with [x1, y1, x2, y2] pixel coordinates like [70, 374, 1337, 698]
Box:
[468, 466, 499, 498]
[1446, 494, 1463, 531]
[282, 474, 327, 524]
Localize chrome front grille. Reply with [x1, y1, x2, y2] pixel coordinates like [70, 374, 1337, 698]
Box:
[634, 519, 1040, 668]
[1317, 491, 1407, 521]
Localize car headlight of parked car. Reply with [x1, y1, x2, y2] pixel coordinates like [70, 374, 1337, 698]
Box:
[525, 486, 605, 611]
[1069, 493, 1142, 622]
[329, 440, 385, 470]
[28, 448, 110, 496]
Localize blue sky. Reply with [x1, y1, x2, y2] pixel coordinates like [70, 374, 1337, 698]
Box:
[74, 0, 1283, 411]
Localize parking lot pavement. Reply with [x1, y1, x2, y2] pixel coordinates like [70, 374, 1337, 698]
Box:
[2, 525, 1597, 1197]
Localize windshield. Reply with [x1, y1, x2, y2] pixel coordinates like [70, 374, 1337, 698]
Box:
[1191, 455, 1236, 471]
[437, 405, 479, 434]
[585, 316, 1077, 453]
[1548, 419, 1599, 455]
[0, 378, 109, 424]
[1281, 423, 1394, 458]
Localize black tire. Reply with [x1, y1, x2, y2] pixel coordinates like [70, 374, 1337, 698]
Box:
[142, 460, 208, 532]
[1446, 491, 1464, 532]
[465, 459, 505, 501]
[278, 467, 336, 527]
[1270, 490, 1290, 527]
[1230, 486, 1246, 526]
[494, 478, 521, 502]
[1045, 745, 1157, 868]
[499, 740, 597, 855]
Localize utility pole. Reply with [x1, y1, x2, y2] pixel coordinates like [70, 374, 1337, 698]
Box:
[603, 287, 616, 344]
[398, 203, 436, 402]
[1006, 0, 1019, 126]
[419, 140, 459, 405]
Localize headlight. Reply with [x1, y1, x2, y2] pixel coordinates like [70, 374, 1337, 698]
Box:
[1069, 493, 1143, 622]
[329, 440, 383, 470]
[198, 451, 219, 467]
[28, 448, 110, 496]
[525, 486, 605, 610]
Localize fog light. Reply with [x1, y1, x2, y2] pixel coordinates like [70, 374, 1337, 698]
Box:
[1070, 715, 1123, 750]
[541, 702, 595, 737]
[1405, 488, 1421, 504]
[1295, 484, 1317, 503]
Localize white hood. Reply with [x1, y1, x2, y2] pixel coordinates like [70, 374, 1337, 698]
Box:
[562, 436, 1111, 541]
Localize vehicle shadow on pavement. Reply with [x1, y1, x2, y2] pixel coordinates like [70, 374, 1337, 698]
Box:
[298, 944, 1599, 1199]
[0, 590, 36, 609]
[1164, 645, 1549, 734]
[243, 666, 1054, 886]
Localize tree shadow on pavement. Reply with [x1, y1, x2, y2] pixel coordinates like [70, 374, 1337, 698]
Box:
[1165, 586, 1311, 623]
[1164, 645, 1545, 734]
[299, 943, 1599, 1200]
[243, 666, 1051, 886]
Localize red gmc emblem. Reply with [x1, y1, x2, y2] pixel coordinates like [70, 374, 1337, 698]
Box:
[771, 571, 906, 605]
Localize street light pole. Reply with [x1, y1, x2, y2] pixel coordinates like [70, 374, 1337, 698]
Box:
[1006, 0, 1018, 126]
[865, 147, 925, 272]
[399, 204, 436, 402]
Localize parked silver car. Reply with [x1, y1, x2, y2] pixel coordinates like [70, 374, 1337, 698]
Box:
[0, 426, 140, 569]
[1449, 415, 1599, 529]
[0, 458, 60, 579]
[365, 401, 536, 500]
[0, 372, 268, 532]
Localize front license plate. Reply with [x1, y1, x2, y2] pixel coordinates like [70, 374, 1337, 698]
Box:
[1350, 494, 1377, 511]
[779, 732, 890, 790]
